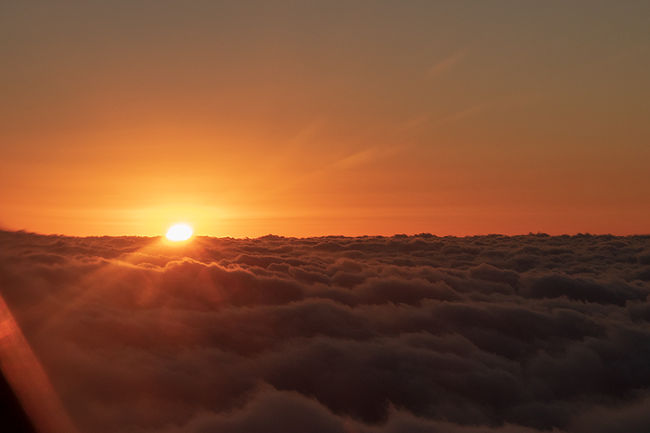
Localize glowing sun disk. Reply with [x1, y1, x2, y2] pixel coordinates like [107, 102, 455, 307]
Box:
[166, 223, 193, 241]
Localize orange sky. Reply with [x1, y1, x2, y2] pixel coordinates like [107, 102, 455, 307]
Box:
[1, 1, 649, 236]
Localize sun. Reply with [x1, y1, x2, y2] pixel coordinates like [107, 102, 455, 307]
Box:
[165, 223, 194, 241]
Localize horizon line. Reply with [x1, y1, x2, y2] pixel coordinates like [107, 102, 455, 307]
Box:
[2, 229, 649, 240]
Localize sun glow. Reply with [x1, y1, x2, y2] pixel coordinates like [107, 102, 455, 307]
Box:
[165, 223, 193, 241]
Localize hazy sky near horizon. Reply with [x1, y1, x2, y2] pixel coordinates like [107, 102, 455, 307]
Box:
[1, 1, 649, 236]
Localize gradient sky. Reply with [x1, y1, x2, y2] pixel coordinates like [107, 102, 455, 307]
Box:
[1, 1, 649, 237]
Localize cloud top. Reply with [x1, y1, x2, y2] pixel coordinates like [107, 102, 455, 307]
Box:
[0, 230, 649, 433]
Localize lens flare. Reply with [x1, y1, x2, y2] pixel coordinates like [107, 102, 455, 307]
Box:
[165, 223, 193, 241]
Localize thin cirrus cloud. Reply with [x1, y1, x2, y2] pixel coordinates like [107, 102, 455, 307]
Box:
[0, 230, 649, 433]
[428, 48, 468, 78]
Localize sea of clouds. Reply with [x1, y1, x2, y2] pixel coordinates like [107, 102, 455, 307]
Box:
[1, 230, 650, 433]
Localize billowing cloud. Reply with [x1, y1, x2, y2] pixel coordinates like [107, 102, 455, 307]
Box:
[0, 230, 649, 433]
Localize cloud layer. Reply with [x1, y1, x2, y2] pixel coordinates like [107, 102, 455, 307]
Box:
[1, 230, 649, 433]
